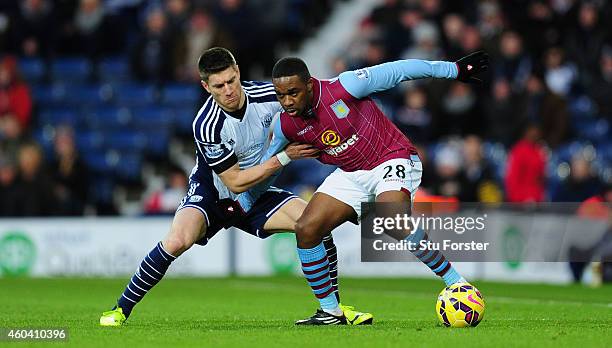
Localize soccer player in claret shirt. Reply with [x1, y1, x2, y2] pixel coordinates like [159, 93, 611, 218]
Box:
[99, 47, 372, 326]
[254, 52, 488, 324]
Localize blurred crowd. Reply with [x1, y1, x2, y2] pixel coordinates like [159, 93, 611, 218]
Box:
[0, 0, 611, 217]
[332, 0, 611, 205]
[0, 0, 335, 82]
[0, 0, 338, 216]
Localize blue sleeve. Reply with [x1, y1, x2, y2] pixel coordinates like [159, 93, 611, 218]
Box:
[236, 119, 290, 212]
[262, 119, 290, 161]
[338, 59, 458, 98]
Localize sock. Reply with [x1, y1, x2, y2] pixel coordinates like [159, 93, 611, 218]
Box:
[116, 241, 176, 317]
[322, 234, 340, 303]
[297, 242, 341, 315]
[406, 228, 465, 286]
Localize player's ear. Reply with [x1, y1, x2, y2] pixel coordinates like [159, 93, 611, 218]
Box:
[306, 79, 313, 94]
[201, 80, 210, 93]
[234, 64, 240, 80]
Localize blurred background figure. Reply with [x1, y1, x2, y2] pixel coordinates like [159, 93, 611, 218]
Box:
[552, 152, 603, 202]
[522, 73, 568, 149]
[543, 46, 577, 97]
[566, 1, 607, 87]
[484, 78, 523, 146]
[461, 135, 502, 202]
[130, 7, 177, 83]
[143, 163, 187, 215]
[14, 141, 56, 216]
[10, 0, 55, 58]
[180, 9, 233, 82]
[588, 46, 612, 118]
[505, 124, 546, 203]
[394, 86, 431, 143]
[494, 30, 531, 91]
[72, 0, 116, 61]
[50, 126, 89, 216]
[0, 56, 32, 145]
[0, 154, 19, 216]
[430, 143, 465, 198]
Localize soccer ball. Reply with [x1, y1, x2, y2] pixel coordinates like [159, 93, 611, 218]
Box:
[436, 283, 485, 327]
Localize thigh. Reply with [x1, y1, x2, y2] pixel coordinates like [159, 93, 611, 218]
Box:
[168, 207, 208, 242]
[375, 182, 414, 241]
[263, 197, 307, 232]
[235, 188, 299, 239]
[175, 181, 225, 246]
[315, 169, 371, 220]
[298, 192, 357, 235]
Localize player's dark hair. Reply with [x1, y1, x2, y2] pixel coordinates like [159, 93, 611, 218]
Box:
[198, 47, 237, 81]
[272, 57, 311, 83]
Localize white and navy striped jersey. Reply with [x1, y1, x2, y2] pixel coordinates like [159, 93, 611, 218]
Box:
[189, 81, 282, 201]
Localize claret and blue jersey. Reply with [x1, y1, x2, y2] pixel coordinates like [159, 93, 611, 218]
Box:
[240, 59, 458, 207]
[265, 59, 458, 171]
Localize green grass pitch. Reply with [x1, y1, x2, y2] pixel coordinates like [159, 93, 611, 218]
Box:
[1, 277, 611, 347]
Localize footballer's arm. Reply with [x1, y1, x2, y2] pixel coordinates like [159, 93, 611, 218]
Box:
[216, 141, 317, 194]
[338, 51, 488, 98]
[217, 157, 283, 194]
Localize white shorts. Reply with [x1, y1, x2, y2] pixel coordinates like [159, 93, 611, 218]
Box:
[316, 155, 423, 219]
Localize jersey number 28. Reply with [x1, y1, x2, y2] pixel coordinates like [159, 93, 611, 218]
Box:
[383, 165, 406, 179]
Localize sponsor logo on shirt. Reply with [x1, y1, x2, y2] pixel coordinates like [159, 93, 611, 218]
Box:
[297, 125, 314, 136]
[321, 130, 341, 146]
[240, 143, 264, 157]
[330, 99, 350, 119]
[324, 134, 359, 156]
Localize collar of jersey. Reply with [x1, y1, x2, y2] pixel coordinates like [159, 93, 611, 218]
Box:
[311, 77, 322, 110]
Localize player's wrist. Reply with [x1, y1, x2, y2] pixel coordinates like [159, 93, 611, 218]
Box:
[276, 151, 292, 166]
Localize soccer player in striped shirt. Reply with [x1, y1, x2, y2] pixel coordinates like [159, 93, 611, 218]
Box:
[99, 48, 372, 326]
[249, 52, 488, 324]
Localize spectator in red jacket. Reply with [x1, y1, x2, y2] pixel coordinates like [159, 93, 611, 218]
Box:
[0, 56, 32, 136]
[504, 124, 547, 202]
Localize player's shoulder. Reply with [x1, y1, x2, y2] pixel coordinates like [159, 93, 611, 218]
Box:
[319, 74, 356, 101]
[192, 95, 228, 144]
[242, 80, 277, 104]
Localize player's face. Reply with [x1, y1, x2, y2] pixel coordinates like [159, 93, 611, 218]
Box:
[273, 75, 312, 117]
[202, 65, 244, 112]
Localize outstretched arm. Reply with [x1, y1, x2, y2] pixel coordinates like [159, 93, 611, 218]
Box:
[339, 51, 488, 98]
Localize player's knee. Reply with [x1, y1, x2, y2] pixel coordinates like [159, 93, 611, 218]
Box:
[295, 218, 323, 245]
[164, 225, 199, 256]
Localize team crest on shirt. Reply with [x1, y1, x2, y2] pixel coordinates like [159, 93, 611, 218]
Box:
[261, 113, 274, 128]
[330, 99, 350, 119]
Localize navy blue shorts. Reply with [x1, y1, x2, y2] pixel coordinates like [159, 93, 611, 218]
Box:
[177, 182, 298, 246]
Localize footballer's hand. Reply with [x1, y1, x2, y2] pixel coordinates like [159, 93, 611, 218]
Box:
[455, 51, 489, 84]
[284, 142, 320, 160]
